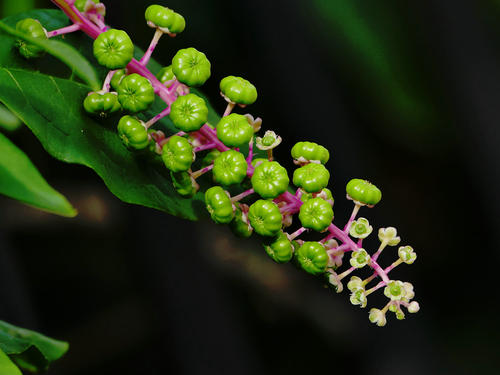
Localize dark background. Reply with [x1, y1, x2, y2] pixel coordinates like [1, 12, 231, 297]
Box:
[1, 0, 500, 374]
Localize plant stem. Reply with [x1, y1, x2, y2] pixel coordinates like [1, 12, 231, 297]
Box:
[288, 226, 307, 240]
[231, 188, 254, 203]
[193, 143, 216, 153]
[140, 28, 163, 66]
[145, 106, 171, 129]
[46, 23, 81, 38]
[191, 164, 213, 179]
[223, 102, 235, 117]
[343, 203, 361, 233]
[101, 69, 115, 92]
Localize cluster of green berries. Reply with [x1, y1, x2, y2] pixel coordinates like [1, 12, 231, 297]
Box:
[17, 0, 420, 326]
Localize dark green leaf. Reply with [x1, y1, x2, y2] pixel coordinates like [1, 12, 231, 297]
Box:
[0, 131, 77, 216]
[0, 320, 68, 373]
[0, 103, 22, 131]
[0, 348, 22, 375]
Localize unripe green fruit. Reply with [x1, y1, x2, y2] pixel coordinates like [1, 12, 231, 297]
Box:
[161, 135, 194, 172]
[296, 242, 328, 275]
[110, 69, 126, 91]
[251, 160, 289, 199]
[213, 150, 248, 186]
[291, 141, 330, 164]
[248, 200, 282, 237]
[145, 5, 185, 34]
[298, 197, 334, 232]
[169, 93, 208, 132]
[346, 179, 382, 206]
[15, 18, 47, 59]
[293, 163, 330, 193]
[216, 113, 254, 148]
[219, 76, 257, 105]
[171, 171, 199, 198]
[117, 73, 155, 113]
[117, 115, 149, 150]
[172, 47, 211, 87]
[93, 29, 134, 69]
[201, 149, 221, 167]
[205, 186, 234, 224]
[156, 65, 176, 87]
[83, 92, 121, 117]
[263, 231, 294, 263]
[75, 0, 99, 12]
[230, 205, 253, 238]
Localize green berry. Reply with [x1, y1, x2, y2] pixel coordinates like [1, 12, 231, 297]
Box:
[110, 69, 126, 91]
[117, 73, 155, 113]
[170, 171, 199, 198]
[93, 29, 134, 69]
[263, 231, 294, 263]
[75, 0, 99, 12]
[201, 149, 221, 167]
[83, 92, 121, 117]
[346, 179, 382, 206]
[229, 204, 253, 238]
[298, 197, 334, 232]
[213, 150, 248, 186]
[205, 186, 234, 224]
[216, 113, 254, 148]
[293, 163, 330, 193]
[291, 141, 330, 165]
[117, 115, 149, 150]
[169, 93, 208, 132]
[145, 5, 185, 34]
[251, 160, 289, 199]
[296, 242, 328, 275]
[156, 65, 176, 86]
[172, 47, 211, 87]
[15, 18, 47, 59]
[219, 76, 257, 106]
[161, 135, 194, 172]
[248, 200, 283, 237]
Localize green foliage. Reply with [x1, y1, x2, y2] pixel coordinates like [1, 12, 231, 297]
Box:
[0, 320, 68, 373]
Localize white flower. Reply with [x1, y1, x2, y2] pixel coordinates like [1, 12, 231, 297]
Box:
[398, 246, 417, 264]
[328, 273, 343, 293]
[350, 287, 367, 308]
[347, 276, 363, 292]
[384, 280, 406, 301]
[408, 301, 420, 313]
[350, 249, 370, 268]
[349, 217, 373, 239]
[378, 227, 401, 246]
[256, 130, 282, 150]
[368, 308, 387, 327]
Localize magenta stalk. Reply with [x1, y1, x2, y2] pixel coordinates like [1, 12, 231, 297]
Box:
[288, 227, 307, 241]
[193, 143, 216, 153]
[101, 69, 115, 92]
[140, 29, 164, 66]
[145, 106, 171, 129]
[190, 164, 213, 179]
[231, 188, 254, 203]
[343, 203, 361, 233]
[46, 23, 81, 38]
[222, 102, 235, 117]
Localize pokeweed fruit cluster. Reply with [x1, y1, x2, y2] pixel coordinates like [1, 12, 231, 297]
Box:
[15, 0, 420, 326]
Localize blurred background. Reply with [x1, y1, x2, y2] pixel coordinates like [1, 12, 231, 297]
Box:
[1, 0, 500, 374]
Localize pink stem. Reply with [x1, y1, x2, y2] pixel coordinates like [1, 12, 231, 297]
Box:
[101, 69, 115, 92]
[158, 131, 186, 147]
[198, 125, 230, 152]
[223, 102, 235, 117]
[46, 23, 81, 37]
[327, 244, 350, 254]
[140, 29, 163, 66]
[193, 143, 216, 153]
[168, 80, 180, 95]
[279, 203, 300, 215]
[191, 164, 214, 179]
[88, 13, 106, 30]
[145, 106, 171, 129]
[246, 137, 254, 164]
[343, 203, 361, 233]
[288, 227, 307, 241]
[231, 188, 254, 203]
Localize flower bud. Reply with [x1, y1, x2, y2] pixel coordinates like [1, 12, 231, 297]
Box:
[350, 287, 367, 308]
[398, 245, 417, 264]
[408, 301, 420, 313]
[368, 308, 387, 327]
[347, 276, 363, 292]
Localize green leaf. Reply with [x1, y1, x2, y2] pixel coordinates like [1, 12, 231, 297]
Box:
[0, 20, 100, 90]
[0, 103, 22, 131]
[0, 131, 77, 216]
[0, 320, 68, 373]
[0, 348, 22, 375]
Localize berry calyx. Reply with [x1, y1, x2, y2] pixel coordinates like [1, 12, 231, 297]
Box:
[15, 18, 48, 59]
[145, 4, 185, 35]
[117, 115, 149, 150]
[205, 186, 234, 224]
[263, 231, 294, 263]
[219, 76, 258, 106]
[251, 160, 289, 199]
[296, 242, 328, 275]
[93, 29, 134, 69]
[213, 150, 248, 186]
[248, 200, 283, 237]
[291, 141, 330, 165]
[172, 47, 211, 87]
[293, 163, 330, 193]
[346, 179, 382, 207]
[117, 73, 155, 113]
[216, 113, 254, 148]
[83, 92, 121, 117]
[298, 197, 334, 232]
[169, 93, 208, 132]
[161, 135, 194, 172]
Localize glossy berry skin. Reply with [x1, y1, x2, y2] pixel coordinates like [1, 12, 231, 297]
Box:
[83, 92, 121, 117]
[205, 186, 234, 224]
[251, 160, 289, 199]
[216, 113, 253, 148]
[156, 65, 176, 87]
[263, 231, 294, 263]
[170, 171, 199, 198]
[299, 197, 334, 232]
[169, 94, 208, 132]
[300, 188, 333, 204]
[248, 200, 283, 237]
[293, 163, 330, 193]
[291, 141, 330, 164]
[219, 76, 257, 105]
[93, 29, 134, 69]
[296, 242, 328, 275]
[15, 18, 47, 59]
[117, 115, 149, 150]
[172, 47, 211, 87]
[145, 5, 185, 34]
[213, 150, 248, 186]
[110, 69, 126, 91]
[230, 205, 253, 238]
[117, 73, 155, 113]
[75, 0, 99, 12]
[346, 178, 382, 206]
[161, 135, 194, 172]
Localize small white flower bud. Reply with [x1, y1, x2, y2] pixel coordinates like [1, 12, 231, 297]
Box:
[408, 301, 420, 313]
